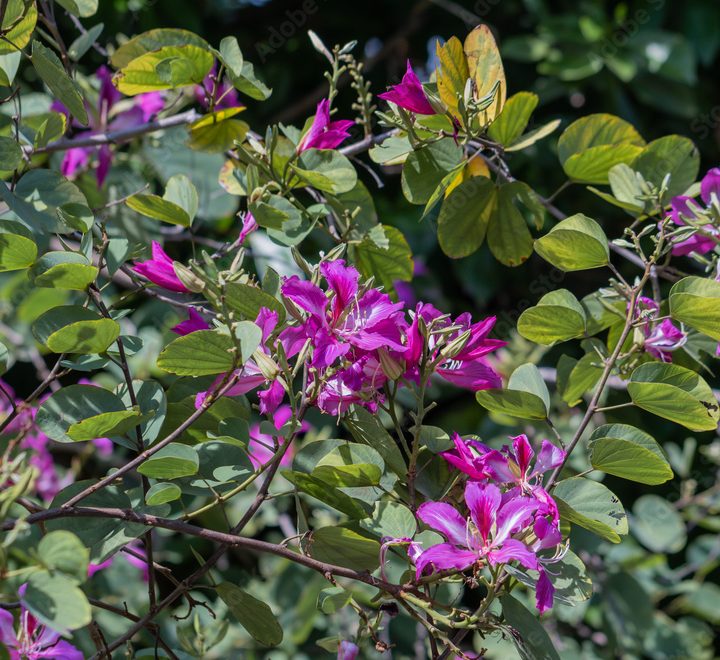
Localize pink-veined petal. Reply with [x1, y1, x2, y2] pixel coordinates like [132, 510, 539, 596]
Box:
[465, 481, 501, 542]
[417, 502, 468, 546]
[414, 544, 477, 578]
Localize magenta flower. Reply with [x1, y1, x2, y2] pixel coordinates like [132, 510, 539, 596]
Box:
[132, 241, 190, 293]
[195, 64, 244, 110]
[248, 405, 308, 469]
[296, 99, 354, 152]
[171, 308, 210, 336]
[667, 167, 720, 256]
[238, 211, 258, 244]
[0, 597, 82, 659]
[88, 541, 149, 581]
[440, 433, 493, 480]
[633, 296, 686, 362]
[337, 641, 360, 660]
[53, 66, 164, 186]
[529, 516, 565, 614]
[378, 60, 436, 115]
[413, 482, 539, 578]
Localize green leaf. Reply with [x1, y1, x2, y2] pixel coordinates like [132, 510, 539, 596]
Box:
[604, 572, 654, 654]
[37, 531, 89, 582]
[476, 388, 548, 420]
[312, 463, 382, 488]
[145, 482, 182, 505]
[157, 330, 239, 376]
[0, 51, 21, 86]
[282, 471, 369, 518]
[437, 176, 496, 258]
[632, 135, 700, 199]
[589, 424, 673, 485]
[0, 340, 8, 375]
[54, 0, 98, 17]
[31, 41, 88, 126]
[360, 501, 417, 540]
[191, 441, 253, 488]
[22, 571, 91, 634]
[508, 363, 550, 410]
[401, 139, 464, 205]
[632, 494, 686, 553]
[137, 443, 199, 479]
[189, 108, 249, 152]
[464, 25, 506, 123]
[628, 362, 719, 432]
[30, 251, 98, 290]
[224, 281, 285, 322]
[225, 58, 271, 101]
[534, 213, 609, 271]
[344, 406, 406, 478]
[350, 225, 413, 291]
[487, 91, 538, 146]
[517, 289, 586, 345]
[505, 118, 561, 152]
[670, 276, 720, 341]
[309, 527, 380, 571]
[0, 232, 37, 272]
[114, 45, 213, 95]
[110, 28, 210, 68]
[32, 305, 120, 354]
[0, 1, 37, 56]
[0, 136, 22, 171]
[487, 181, 534, 266]
[317, 586, 351, 614]
[126, 195, 191, 227]
[216, 582, 283, 646]
[67, 408, 144, 442]
[68, 22, 103, 61]
[554, 477, 628, 543]
[36, 384, 134, 443]
[558, 114, 645, 184]
[292, 149, 357, 195]
[500, 595, 560, 660]
[557, 352, 603, 406]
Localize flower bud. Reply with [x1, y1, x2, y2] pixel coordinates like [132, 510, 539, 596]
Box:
[440, 329, 471, 360]
[252, 349, 280, 380]
[173, 263, 205, 293]
[377, 348, 404, 381]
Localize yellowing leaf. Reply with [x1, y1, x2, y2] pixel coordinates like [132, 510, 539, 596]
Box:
[464, 24, 506, 123]
[435, 36, 469, 124]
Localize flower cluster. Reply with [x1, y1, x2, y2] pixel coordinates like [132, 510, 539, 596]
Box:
[407, 433, 566, 613]
[668, 167, 720, 256]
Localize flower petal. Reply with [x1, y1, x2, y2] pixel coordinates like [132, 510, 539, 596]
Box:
[414, 543, 477, 578]
[465, 481, 501, 542]
[417, 501, 468, 546]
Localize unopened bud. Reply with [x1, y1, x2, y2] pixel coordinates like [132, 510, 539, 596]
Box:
[252, 349, 280, 379]
[291, 247, 313, 277]
[440, 329, 471, 360]
[378, 348, 404, 381]
[173, 263, 205, 292]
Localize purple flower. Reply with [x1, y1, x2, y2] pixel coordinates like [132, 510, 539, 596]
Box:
[132, 241, 190, 293]
[297, 99, 354, 152]
[378, 60, 436, 115]
[171, 308, 210, 336]
[633, 296, 687, 362]
[337, 641, 360, 660]
[413, 482, 539, 578]
[54, 66, 164, 186]
[88, 541, 149, 581]
[0, 595, 83, 659]
[441, 433, 493, 481]
[238, 211, 258, 244]
[667, 167, 720, 256]
[248, 405, 300, 468]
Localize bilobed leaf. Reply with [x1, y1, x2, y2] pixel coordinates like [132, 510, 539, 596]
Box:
[360, 501, 417, 540]
[534, 213, 609, 271]
[350, 225, 413, 291]
[487, 181, 534, 266]
[217, 582, 283, 646]
[126, 195, 190, 227]
[54, 0, 98, 17]
[402, 138, 464, 205]
[114, 45, 213, 95]
[145, 482, 182, 505]
[309, 527, 380, 571]
[37, 531, 89, 582]
[188, 107, 249, 152]
[68, 22, 104, 61]
[36, 384, 134, 443]
[31, 41, 88, 126]
[224, 281, 285, 321]
[558, 114, 645, 184]
[437, 175, 496, 258]
[508, 363, 550, 410]
[317, 586, 351, 614]
[464, 24, 506, 123]
[628, 362, 719, 431]
[226, 59, 271, 101]
[157, 329, 242, 376]
[30, 251, 98, 290]
[163, 174, 199, 221]
[0, 231, 37, 271]
[22, 572, 91, 634]
[0, 51, 21, 86]
[282, 470, 369, 518]
[475, 389, 548, 420]
[0, 0, 37, 56]
[32, 305, 120, 354]
[554, 477, 628, 543]
[670, 276, 720, 341]
[292, 149, 358, 195]
[557, 352, 603, 406]
[500, 595, 560, 660]
[632, 135, 699, 200]
[137, 443, 199, 479]
[632, 494, 686, 553]
[487, 92, 538, 146]
[435, 36, 469, 123]
[344, 406, 406, 477]
[192, 441, 253, 487]
[110, 28, 210, 68]
[0, 136, 22, 171]
[589, 424, 673, 485]
[312, 463, 382, 488]
[517, 289, 587, 345]
[67, 409, 144, 441]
